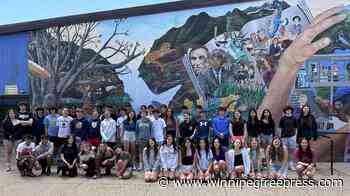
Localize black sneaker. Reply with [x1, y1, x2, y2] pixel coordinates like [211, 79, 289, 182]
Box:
[46, 167, 51, 176]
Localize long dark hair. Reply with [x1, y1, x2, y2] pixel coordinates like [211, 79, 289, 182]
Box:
[248, 109, 258, 124]
[260, 109, 274, 124]
[181, 138, 195, 157]
[297, 137, 313, 161]
[164, 108, 176, 125]
[163, 134, 177, 151]
[145, 138, 159, 159]
[269, 136, 284, 162]
[232, 109, 244, 123]
[211, 137, 224, 156]
[298, 105, 314, 128]
[197, 138, 210, 158]
[64, 134, 77, 149]
[2, 108, 17, 123]
[126, 111, 137, 123]
[248, 137, 262, 160]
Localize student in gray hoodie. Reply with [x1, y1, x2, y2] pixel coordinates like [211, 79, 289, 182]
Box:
[143, 138, 160, 182]
[136, 110, 153, 171]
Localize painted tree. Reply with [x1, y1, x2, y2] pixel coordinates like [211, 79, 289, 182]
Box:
[28, 19, 145, 107]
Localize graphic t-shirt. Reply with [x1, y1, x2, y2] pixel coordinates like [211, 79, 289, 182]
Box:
[44, 114, 60, 137]
[16, 142, 35, 156]
[57, 116, 73, 138]
[18, 111, 33, 136]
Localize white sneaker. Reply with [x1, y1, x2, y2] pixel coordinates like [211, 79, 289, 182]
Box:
[289, 162, 296, 171]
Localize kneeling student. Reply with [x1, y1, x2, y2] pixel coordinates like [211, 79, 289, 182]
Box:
[160, 134, 178, 180]
[294, 138, 316, 179]
[79, 142, 96, 178]
[95, 143, 115, 177]
[179, 138, 196, 180]
[34, 135, 53, 176]
[115, 145, 133, 179]
[17, 135, 41, 176]
[226, 139, 250, 179]
[143, 138, 160, 182]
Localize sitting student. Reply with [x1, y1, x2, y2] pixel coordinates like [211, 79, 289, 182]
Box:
[58, 135, 79, 177]
[95, 143, 115, 177]
[294, 138, 317, 179]
[226, 139, 250, 179]
[266, 136, 288, 179]
[16, 135, 41, 176]
[210, 137, 227, 179]
[179, 138, 196, 180]
[79, 142, 96, 178]
[34, 135, 54, 176]
[248, 137, 267, 179]
[160, 134, 178, 180]
[195, 138, 213, 180]
[143, 138, 160, 182]
[115, 145, 133, 179]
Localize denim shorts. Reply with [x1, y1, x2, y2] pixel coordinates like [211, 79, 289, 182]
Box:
[270, 163, 288, 177]
[282, 136, 297, 149]
[123, 131, 136, 142]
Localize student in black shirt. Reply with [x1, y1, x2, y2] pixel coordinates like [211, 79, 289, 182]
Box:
[58, 135, 79, 177]
[2, 109, 22, 172]
[178, 113, 197, 146]
[70, 108, 89, 145]
[32, 107, 46, 145]
[17, 102, 33, 138]
[164, 108, 179, 138]
[259, 109, 275, 149]
[279, 106, 298, 170]
[229, 110, 247, 145]
[246, 109, 260, 144]
[297, 105, 317, 143]
[87, 110, 101, 147]
[195, 110, 212, 142]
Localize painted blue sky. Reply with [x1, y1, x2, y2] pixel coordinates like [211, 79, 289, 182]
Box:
[0, 0, 179, 25]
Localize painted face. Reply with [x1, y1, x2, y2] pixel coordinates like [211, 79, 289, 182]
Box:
[190, 48, 209, 72]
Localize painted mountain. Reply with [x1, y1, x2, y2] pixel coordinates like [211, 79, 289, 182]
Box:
[138, 1, 289, 109]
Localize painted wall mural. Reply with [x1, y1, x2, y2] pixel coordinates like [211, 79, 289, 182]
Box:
[1, 0, 350, 160]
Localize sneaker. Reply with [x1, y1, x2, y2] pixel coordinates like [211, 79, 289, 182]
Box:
[289, 161, 296, 171]
[92, 175, 97, 179]
[46, 168, 51, 176]
[132, 165, 137, 171]
[5, 167, 12, 172]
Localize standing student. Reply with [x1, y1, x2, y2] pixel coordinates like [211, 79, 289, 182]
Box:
[16, 135, 40, 177]
[58, 135, 79, 177]
[116, 108, 127, 142]
[178, 113, 197, 146]
[143, 138, 160, 182]
[115, 145, 133, 179]
[32, 108, 45, 144]
[229, 110, 247, 145]
[246, 109, 260, 144]
[151, 109, 167, 145]
[136, 105, 147, 120]
[121, 111, 137, 170]
[279, 106, 298, 170]
[160, 104, 168, 119]
[95, 143, 115, 177]
[34, 135, 54, 176]
[100, 109, 117, 148]
[177, 106, 190, 124]
[226, 139, 250, 179]
[266, 136, 288, 179]
[164, 108, 179, 138]
[2, 109, 22, 172]
[294, 138, 317, 179]
[70, 108, 89, 145]
[248, 137, 266, 179]
[259, 109, 275, 149]
[17, 102, 33, 138]
[195, 138, 213, 180]
[179, 138, 196, 180]
[192, 105, 204, 122]
[79, 142, 96, 178]
[56, 108, 73, 145]
[44, 107, 60, 159]
[297, 105, 317, 143]
[195, 110, 212, 143]
[136, 110, 153, 171]
[87, 110, 101, 147]
[159, 134, 178, 179]
[211, 137, 227, 179]
[212, 107, 230, 147]
[147, 105, 155, 121]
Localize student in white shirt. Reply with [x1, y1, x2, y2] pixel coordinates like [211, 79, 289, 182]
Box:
[16, 135, 41, 176]
[151, 109, 166, 145]
[100, 109, 117, 148]
[116, 108, 127, 142]
[56, 108, 73, 143]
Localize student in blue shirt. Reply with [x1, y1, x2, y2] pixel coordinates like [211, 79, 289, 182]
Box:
[212, 107, 230, 147]
[44, 107, 60, 158]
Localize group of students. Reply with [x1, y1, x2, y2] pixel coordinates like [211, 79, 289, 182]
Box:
[1, 102, 318, 181]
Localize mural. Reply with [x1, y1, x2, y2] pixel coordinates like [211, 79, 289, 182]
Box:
[23, 0, 350, 160]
